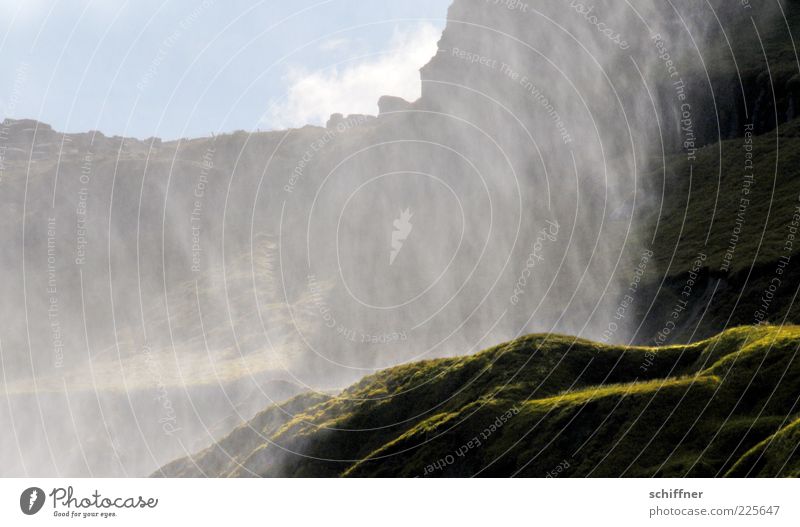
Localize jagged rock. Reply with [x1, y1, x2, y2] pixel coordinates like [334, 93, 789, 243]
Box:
[377, 95, 412, 115]
[326, 113, 345, 129]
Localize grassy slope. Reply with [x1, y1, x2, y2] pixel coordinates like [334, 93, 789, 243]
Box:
[648, 118, 800, 276]
[728, 417, 800, 477]
[157, 325, 800, 477]
[630, 117, 800, 345]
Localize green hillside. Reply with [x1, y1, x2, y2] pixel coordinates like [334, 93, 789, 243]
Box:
[157, 325, 800, 477]
[728, 417, 800, 477]
[648, 118, 800, 275]
[631, 116, 800, 344]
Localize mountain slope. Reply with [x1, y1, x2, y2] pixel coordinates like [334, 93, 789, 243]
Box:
[634, 117, 800, 344]
[727, 417, 800, 477]
[157, 325, 800, 477]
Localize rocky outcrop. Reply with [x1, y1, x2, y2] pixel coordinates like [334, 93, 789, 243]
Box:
[416, 0, 795, 152]
[377, 95, 412, 115]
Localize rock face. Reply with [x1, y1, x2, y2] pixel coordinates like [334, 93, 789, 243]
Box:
[153, 0, 800, 478]
[417, 0, 793, 152]
[408, 0, 800, 345]
[326, 113, 345, 128]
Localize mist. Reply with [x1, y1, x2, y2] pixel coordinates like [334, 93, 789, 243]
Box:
[0, 0, 785, 476]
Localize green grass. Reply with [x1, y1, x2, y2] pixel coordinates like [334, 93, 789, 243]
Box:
[156, 325, 800, 477]
[645, 118, 800, 276]
[727, 417, 800, 477]
[627, 115, 800, 343]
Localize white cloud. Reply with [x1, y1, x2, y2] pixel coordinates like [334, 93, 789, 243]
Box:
[318, 37, 351, 53]
[264, 22, 441, 130]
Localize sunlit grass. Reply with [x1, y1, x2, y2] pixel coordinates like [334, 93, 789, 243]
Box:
[158, 324, 800, 477]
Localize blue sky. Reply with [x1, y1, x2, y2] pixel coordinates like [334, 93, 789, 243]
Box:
[0, 0, 450, 139]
